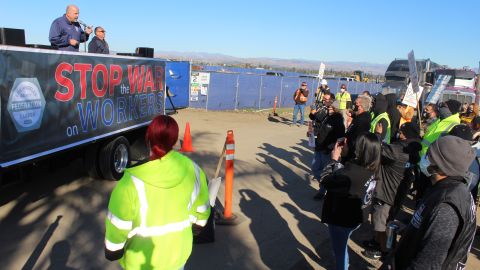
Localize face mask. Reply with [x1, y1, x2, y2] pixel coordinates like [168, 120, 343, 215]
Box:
[353, 105, 359, 112]
[419, 155, 432, 177]
[341, 88, 346, 92]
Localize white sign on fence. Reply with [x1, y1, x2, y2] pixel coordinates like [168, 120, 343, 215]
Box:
[408, 50, 420, 93]
[425, 75, 452, 104]
[402, 83, 424, 108]
[318, 63, 326, 79]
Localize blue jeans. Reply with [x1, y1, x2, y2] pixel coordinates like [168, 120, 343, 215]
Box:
[292, 104, 306, 125]
[328, 224, 359, 270]
[312, 151, 331, 195]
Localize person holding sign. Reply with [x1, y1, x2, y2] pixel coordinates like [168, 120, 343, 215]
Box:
[308, 94, 345, 200]
[292, 82, 310, 126]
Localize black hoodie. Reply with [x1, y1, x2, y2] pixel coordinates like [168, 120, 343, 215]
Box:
[385, 93, 401, 141]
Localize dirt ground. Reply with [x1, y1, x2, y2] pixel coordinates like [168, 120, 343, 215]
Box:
[0, 108, 479, 269]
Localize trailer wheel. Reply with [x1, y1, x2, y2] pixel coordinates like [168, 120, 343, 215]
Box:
[99, 136, 130, 180]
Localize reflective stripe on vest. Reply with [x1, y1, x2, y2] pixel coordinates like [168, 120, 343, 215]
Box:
[370, 112, 391, 143]
[188, 162, 201, 211]
[107, 211, 133, 230]
[105, 239, 126, 251]
[421, 122, 458, 148]
[127, 162, 203, 239]
[132, 176, 148, 227]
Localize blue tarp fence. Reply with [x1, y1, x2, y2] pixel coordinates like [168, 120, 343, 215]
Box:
[189, 71, 383, 111]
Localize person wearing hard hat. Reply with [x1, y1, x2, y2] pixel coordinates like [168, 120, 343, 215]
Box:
[335, 84, 352, 111]
[314, 79, 331, 107]
[104, 115, 211, 270]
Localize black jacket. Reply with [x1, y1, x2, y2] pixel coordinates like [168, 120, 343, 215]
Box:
[374, 139, 421, 206]
[88, 36, 110, 54]
[309, 110, 345, 153]
[394, 177, 477, 270]
[345, 111, 371, 160]
[385, 93, 401, 141]
[320, 161, 376, 228]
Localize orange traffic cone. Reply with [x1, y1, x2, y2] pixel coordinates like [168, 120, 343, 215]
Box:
[180, 122, 195, 152]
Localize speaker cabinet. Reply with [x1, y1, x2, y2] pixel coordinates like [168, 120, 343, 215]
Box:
[136, 47, 154, 58]
[0, 28, 26, 46]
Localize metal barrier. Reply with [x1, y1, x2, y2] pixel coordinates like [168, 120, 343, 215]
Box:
[189, 71, 383, 110]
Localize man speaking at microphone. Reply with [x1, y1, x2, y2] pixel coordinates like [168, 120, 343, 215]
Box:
[49, 5, 92, 51]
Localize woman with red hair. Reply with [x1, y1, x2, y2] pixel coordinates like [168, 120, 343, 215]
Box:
[105, 115, 210, 270]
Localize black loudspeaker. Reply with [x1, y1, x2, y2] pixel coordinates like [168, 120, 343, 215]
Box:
[0, 28, 26, 46]
[136, 47, 154, 58]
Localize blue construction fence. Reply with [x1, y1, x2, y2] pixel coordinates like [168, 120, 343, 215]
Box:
[164, 62, 383, 111]
[189, 71, 383, 110]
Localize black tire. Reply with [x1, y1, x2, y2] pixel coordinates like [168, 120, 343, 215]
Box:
[84, 143, 101, 179]
[99, 136, 130, 180]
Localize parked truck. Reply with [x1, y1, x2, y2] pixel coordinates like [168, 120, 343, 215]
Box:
[434, 68, 478, 105]
[382, 58, 441, 95]
[0, 45, 169, 183]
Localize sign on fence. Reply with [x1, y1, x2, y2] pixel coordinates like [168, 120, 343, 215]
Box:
[191, 72, 210, 100]
[425, 75, 451, 104]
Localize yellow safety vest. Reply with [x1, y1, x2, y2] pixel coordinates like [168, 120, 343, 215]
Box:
[420, 114, 460, 157]
[335, 91, 351, 110]
[370, 112, 391, 143]
[105, 150, 210, 270]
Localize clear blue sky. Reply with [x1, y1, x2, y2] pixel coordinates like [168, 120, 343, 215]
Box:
[1, 0, 478, 69]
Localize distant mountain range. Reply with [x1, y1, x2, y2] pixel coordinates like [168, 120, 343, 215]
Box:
[154, 51, 389, 75]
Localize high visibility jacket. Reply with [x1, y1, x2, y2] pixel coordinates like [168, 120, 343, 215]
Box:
[420, 114, 460, 157]
[335, 91, 351, 110]
[105, 150, 211, 270]
[370, 112, 391, 143]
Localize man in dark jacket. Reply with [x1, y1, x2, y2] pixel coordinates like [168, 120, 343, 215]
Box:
[309, 93, 345, 199]
[49, 5, 92, 51]
[389, 136, 476, 269]
[363, 122, 422, 259]
[88, 26, 110, 54]
[345, 95, 372, 161]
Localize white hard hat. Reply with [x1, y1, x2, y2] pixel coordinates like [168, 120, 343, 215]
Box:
[321, 79, 328, 85]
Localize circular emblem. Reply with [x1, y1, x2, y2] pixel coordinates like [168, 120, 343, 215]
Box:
[7, 78, 46, 132]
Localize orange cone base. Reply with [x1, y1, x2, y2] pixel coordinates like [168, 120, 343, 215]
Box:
[179, 143, 195, 152]
[214, 210, 239, 226]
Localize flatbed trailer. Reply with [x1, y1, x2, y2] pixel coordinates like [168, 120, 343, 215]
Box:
[0, 46, 166, 182]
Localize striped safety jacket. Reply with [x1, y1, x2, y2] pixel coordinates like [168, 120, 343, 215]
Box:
[104, 150, 211, 270]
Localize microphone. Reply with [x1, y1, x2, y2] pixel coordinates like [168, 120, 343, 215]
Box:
[77, 19, 92, 28]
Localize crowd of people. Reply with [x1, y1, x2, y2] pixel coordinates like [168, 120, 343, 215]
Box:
[307, 81, 479, 269]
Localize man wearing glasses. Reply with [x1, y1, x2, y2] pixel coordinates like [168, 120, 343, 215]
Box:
[88, 26, 110, 54]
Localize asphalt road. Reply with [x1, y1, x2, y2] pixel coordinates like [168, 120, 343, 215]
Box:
[1, 108, 479, 269]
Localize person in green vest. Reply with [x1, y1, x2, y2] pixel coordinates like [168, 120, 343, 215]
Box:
[420, 100, 461, 158]
[335, 84, 352, 110]
[104, 115, 211, 270]
[370, 93, 391, 143]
